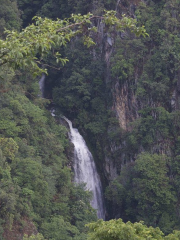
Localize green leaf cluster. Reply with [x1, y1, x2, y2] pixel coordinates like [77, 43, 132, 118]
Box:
[87, 219, 180, 240]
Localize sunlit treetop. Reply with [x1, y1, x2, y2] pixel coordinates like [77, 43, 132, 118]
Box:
[0, 10, 147, 76]
[87, 219, 180, 240]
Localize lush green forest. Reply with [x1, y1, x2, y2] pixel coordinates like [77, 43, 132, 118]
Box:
[1, 0, 180, 239]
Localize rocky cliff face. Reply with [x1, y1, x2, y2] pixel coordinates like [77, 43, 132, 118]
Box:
[112, 81, 138, 130]
[101, 0, 180, 180]
[100, 0, 143, 180]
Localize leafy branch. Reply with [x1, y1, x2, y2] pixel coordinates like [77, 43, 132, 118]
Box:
[0, 11, 147, 76]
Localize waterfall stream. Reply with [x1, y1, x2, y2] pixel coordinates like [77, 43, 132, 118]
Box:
[39, 74, 45, 97]
[63, 117, 105, 219]
[39, 78, 105, 219]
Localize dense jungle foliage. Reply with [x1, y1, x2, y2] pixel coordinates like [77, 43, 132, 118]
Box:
[2, 0, 180, 239]
[0, 1, 99, 239]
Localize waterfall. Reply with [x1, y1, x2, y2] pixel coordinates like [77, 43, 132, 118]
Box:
[39, 74, 45, 97]
[40, 81, 105, 218]
[63, 117, 105, 219]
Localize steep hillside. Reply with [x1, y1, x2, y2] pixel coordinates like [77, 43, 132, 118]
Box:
[1, 0, 180, 238]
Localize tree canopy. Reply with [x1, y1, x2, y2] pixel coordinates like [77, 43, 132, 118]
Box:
[87, 219, 180, 240]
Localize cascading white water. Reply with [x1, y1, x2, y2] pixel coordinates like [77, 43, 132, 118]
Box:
[39, 74, 45, 97]
[40, 82, 105, 218]
[63, 117, 105, 219]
